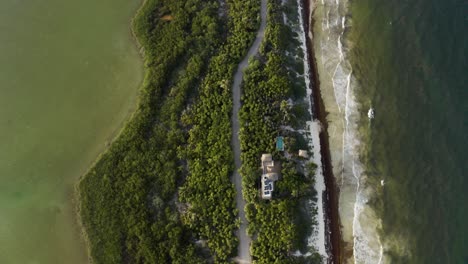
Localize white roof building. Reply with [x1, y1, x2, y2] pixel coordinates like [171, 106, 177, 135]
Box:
[298, 149, 308, 158]
[260, 153, 280, 199]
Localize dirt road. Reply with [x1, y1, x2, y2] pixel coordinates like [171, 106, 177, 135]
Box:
[230, 0, 267, 263]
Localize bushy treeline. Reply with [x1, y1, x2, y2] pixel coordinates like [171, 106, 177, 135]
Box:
[239, 0, 321, 263]
[179, 0, 261, 261]
[78, 0, 260, 263]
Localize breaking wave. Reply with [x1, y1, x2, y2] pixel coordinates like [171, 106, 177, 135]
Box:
[310, 0, 384, 262]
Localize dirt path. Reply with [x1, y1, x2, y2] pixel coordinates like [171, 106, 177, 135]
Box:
[230, 0, 267, 263]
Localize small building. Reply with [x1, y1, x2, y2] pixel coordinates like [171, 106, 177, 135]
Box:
[298, 149, 308, 158]
[261, 154, 274, 167]
[261, 175, 274, 199]
[261, 154, 281, 199]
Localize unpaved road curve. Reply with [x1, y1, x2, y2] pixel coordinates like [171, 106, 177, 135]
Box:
[230, 0, 267, 263]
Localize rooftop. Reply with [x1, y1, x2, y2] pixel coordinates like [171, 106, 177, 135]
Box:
[261, 175, 274, 199]
[260, 153, 281, 199]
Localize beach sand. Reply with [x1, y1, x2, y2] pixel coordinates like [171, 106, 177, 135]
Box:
[303, 0, 343, 263]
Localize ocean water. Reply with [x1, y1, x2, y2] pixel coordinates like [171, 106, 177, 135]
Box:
[0, 0, 142, 263]
[349, 0, 467, 262]
[311, 0, 467, 263]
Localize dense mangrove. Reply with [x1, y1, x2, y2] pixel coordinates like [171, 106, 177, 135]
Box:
[78, 0, 260, 262]
[78, 0, 322, 263]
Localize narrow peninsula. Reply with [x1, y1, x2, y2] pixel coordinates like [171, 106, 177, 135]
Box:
[77, 0, 333, 263]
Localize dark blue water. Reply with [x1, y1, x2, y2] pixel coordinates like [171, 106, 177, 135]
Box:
[349, 0, 467, 262]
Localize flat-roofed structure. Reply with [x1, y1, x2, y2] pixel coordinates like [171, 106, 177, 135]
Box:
[298, 149, 308, 158]
[260, 153, 280, 199]
[262, 175, 274, 199]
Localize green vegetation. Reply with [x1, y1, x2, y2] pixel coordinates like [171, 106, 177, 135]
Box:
[78, 0, 323, 262]
[78, 0, 260, 263]
[179, 0, 261, 261]
[239, 0, 322, 263]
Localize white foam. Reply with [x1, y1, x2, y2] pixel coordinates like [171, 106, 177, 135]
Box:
[312, 0, 386, 263]
[281, 0, 288, 24]
[378, 242, 384, 264]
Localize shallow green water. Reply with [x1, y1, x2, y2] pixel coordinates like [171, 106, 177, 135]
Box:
[349, 0, 467, 262]
[0, 0, 142, 263]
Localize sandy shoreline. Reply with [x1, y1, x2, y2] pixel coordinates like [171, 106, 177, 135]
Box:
[302, 0, 342, 263]
[74, 0, 342, 262]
